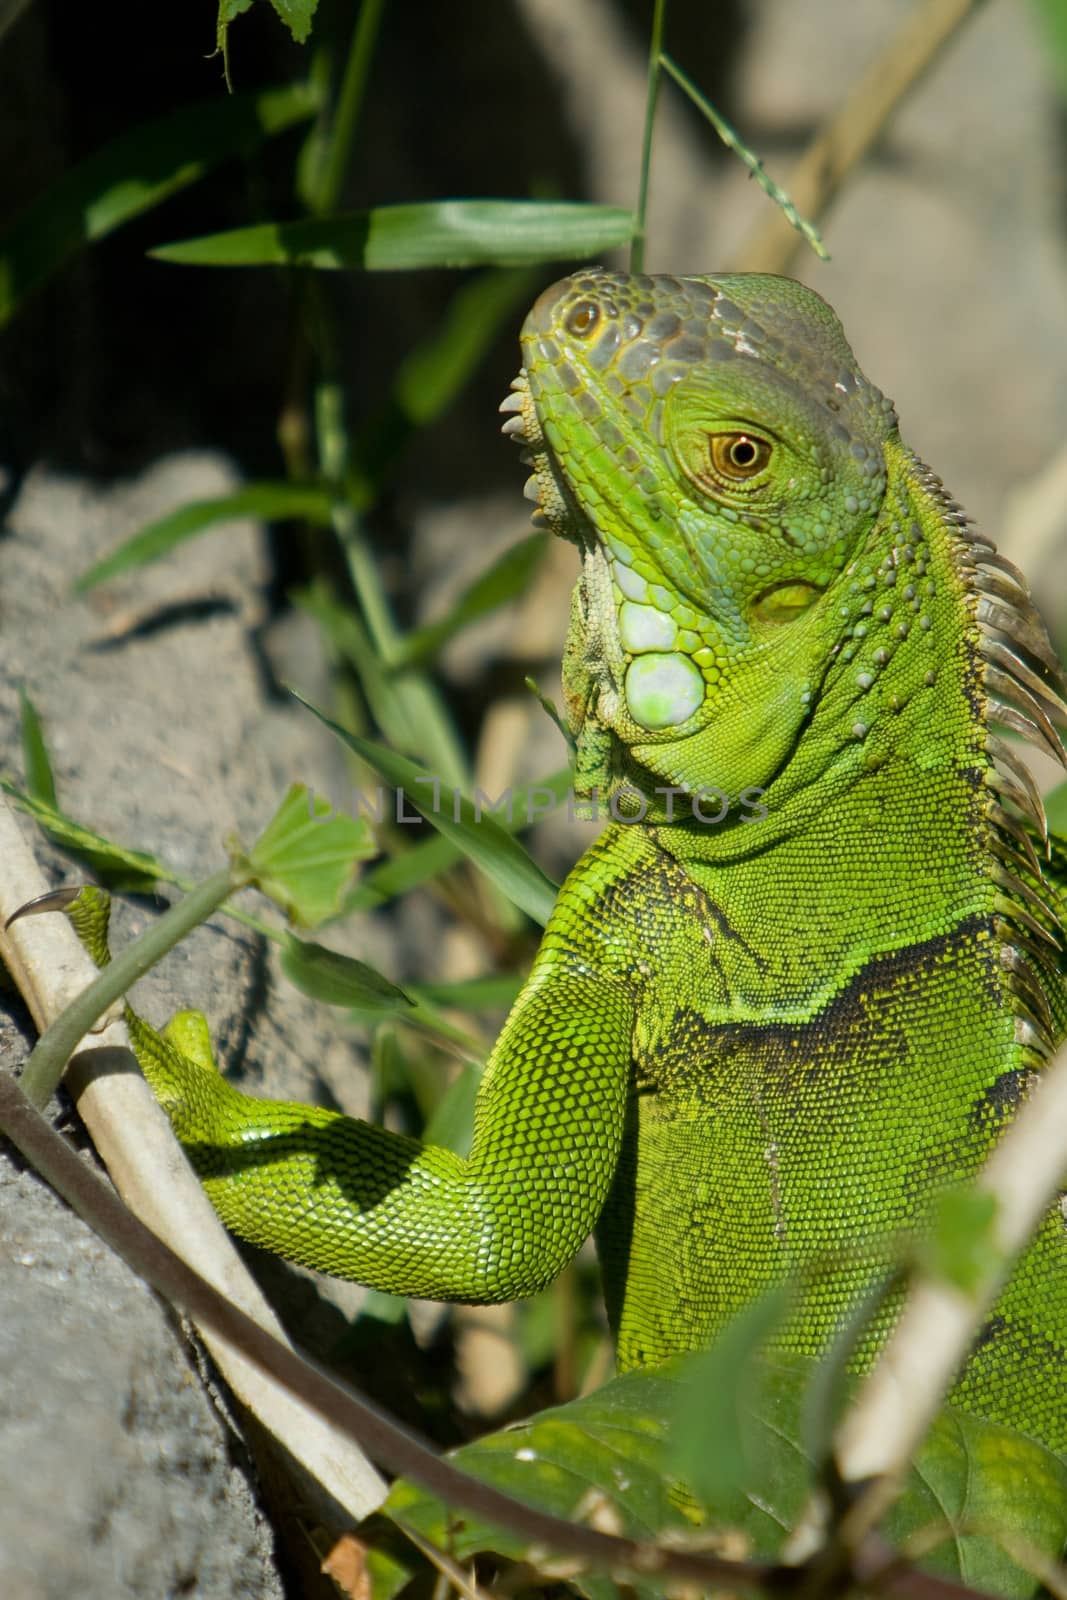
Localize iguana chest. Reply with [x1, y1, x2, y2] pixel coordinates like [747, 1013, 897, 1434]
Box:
[585, 822, 1065, 1404]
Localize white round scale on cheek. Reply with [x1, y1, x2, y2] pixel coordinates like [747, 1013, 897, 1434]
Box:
[618, 602, 677, 653]
[624, 652, 705, 729]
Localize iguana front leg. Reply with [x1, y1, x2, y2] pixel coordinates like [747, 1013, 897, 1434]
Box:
[79, 891, 635, 1301]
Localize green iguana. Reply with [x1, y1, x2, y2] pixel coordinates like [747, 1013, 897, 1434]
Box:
[94, 272, 1067, 1451]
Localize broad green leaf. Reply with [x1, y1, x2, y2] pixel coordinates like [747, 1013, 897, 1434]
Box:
[386, 1352, 1067, 1600]
[150, 200, 635, 271]
[1, 781, 163, 894]
[218, 0, 254, 24]
[76, 482, 334, 592]
[279, 932, 412, 1010]
[390, 532, 548, 670]
[295, 695, 559, 925]
[248, 783, 375, 927]
[888, 1407, 1067, 1597]
[387, 1356, 812, 1600]
[0, 80, 319, 329]
[18, 690, 57, 808]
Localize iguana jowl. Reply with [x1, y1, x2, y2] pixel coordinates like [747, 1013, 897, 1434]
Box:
[112, 272, 1067, 1450]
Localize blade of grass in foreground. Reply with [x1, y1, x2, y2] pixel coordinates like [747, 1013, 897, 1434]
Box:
[150, 200, 635, 271]
[75, 482, 334, 592]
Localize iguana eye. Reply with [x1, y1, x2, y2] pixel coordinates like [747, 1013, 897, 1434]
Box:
[565, 301, 601, 337]
[708, 432, 772, 480]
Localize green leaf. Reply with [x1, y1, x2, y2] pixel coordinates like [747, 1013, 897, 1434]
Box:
[1, 781, 163, 894]
[247, 783, 376, 927]
[349, 266, 540, 503]
[388, 1356, 813, 1600]
[342, 768, 572, 914]
[887, 1407, 1067, 1597]
[216, 0, 253, 89]
[923, 1187, 1000, 1294]
[267, 0, 321, 44]
[294, 695, 559, 925]
[75, 483, 334, 592]
[18, 690, 57, 808]
[294, 587, 424, 761]
[150, 200, 635, 271]
[412, 972, 525, 1011]
[0, 80, 320, 329]
[386, 1353, 1067, 1600]
[1031, 0, 1067, 101]
[278, 932, 412, 1011]
[390, 533, 548, 670]
[421, 1061, 481, 1158]
[391, 266, 539, 427]
[669, 1290, 790, 1504]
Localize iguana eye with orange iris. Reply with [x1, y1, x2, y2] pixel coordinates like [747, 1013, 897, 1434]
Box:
[708, 432, 772, 480]
[565, 301, 600, 337]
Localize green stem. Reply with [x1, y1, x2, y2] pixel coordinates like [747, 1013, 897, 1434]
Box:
[631, 0, 668, 273]
[660, 52, 828, 263]
[314, 377, 470, 788]
[19, 867, 242, 1110]
[311, 0, 388, 217]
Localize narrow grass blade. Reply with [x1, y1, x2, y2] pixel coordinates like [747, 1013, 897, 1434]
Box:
[150, 200, 635, 271]
[18, 690, 57, 808]
[391, 532, 548, 670]
[0, 80, 320, 328]
[342, 769, 571, 914]
[295, 695, 559, 926]
[660, 52, 828, 262]
[76, 482, 334, 592]
[279, 933, 412, 1010]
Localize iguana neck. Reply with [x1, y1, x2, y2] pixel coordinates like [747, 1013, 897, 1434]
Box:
[582, 440, 1058, 875]
[628, 443, 1064, 1065]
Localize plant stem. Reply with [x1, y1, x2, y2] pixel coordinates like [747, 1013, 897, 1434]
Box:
[19, 867, 241, 1109]
[631, 0, 668, 273]
[309, 0, 388, 217]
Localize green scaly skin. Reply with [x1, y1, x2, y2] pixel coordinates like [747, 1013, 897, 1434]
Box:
[89, 272, 1067, 1451]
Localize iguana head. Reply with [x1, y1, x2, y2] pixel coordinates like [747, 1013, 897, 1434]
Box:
[505, 270, 1065, 834]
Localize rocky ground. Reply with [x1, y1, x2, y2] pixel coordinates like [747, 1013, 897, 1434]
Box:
[1, 1, 1065, 1595]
